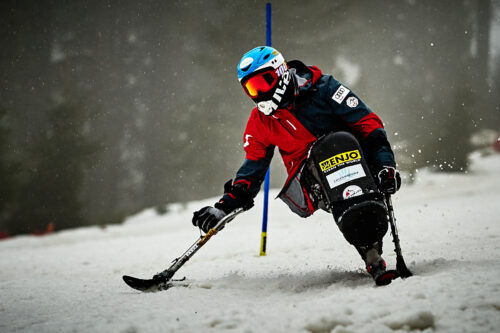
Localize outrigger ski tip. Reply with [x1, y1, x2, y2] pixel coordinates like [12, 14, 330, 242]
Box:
[122, 275, 187, 292]
[122, 208, 245, 292]
[122, 275, 166, 292]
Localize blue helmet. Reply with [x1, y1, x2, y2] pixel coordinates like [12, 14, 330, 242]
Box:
[237, 46, 284, 81]
[237, 46, 290, 115]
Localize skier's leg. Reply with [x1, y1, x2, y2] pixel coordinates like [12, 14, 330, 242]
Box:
[305, 131, 399, 285]
[354, 240, 398, 285]
[354, 241, 383, 263]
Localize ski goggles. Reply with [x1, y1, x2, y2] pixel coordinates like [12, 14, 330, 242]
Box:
[241, 69, 279, 99]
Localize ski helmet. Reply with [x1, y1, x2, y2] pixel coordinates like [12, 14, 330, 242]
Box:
[237, 46, 290, 115]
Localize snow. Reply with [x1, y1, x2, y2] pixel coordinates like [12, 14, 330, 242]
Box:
[1, 153, 500, 333]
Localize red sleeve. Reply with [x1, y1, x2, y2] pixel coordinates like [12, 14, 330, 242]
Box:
[243, 108, 271, 161]
[348, 112, 384, 138]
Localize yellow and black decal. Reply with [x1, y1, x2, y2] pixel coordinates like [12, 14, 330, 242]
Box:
[198, 229, 217, 246]
[319, 149, 361, 173]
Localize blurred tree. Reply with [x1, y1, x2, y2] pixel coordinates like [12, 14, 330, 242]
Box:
[493, 60, 500, 126]
[140, 0, 263, 209]
[424, 0, 475, 172]
[7, 100, 99, 234]
[0, 1, 55, 144]
[474, 0, 499, 129]
[47, 1, 155, 224]
[374, 0, 477, 173]
[0, 107, 19, 232]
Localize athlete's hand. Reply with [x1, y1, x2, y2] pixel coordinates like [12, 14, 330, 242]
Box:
[192, 206, 226, 233]
[377, 166, 401, 194]
[215, 179, 254, 213]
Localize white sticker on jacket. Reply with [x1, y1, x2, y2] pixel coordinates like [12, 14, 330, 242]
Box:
[346, 96, 359, 108]
[326, 164, 366, 189]
[332, 85, 350, 104]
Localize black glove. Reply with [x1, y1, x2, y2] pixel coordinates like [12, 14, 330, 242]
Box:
[192, 206, 227, 233]
[377, 166, 401, 194]
[214, 179, 254, 214]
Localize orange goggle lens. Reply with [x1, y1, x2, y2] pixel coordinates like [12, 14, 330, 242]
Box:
[242, 70, 278, 98]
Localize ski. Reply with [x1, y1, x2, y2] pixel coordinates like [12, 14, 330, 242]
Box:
[122, 208, 244, 292]
[122, 275, 188, 292]
[374, 269, 400, 286]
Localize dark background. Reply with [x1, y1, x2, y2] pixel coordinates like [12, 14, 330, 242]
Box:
[0, 0, 498, 235]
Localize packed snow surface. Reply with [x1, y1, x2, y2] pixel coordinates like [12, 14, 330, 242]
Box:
[1, 152, 500, 333]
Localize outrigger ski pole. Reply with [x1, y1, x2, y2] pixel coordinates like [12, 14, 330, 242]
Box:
[384, 194, 413, 278]
[123, 207, 245, 292]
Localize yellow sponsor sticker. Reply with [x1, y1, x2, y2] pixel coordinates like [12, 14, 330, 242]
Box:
[319, 149, 361, 172]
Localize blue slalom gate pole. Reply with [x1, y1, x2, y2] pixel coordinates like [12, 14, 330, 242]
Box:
[266, 3, 272, 46]
[260, 3, 272, 256]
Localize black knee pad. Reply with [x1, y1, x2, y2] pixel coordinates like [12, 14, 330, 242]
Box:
[337, 200, 388, 246]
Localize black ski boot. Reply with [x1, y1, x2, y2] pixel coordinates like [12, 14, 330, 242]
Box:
[366, 258, 400, 286]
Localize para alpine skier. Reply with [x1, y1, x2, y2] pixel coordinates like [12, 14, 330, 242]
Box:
[192, 46, 402, 285]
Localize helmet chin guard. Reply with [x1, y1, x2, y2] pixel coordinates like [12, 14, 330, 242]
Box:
[257, 100, 277, 115]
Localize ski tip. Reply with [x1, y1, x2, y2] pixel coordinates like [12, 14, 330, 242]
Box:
[122, 275, 134, 284]
[375, 269, 400, 286]
[122, 275, 136, 283]
[123, 275, 155, 292]
[122, 275, 141, 289]
[122, 275, 174, 292]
